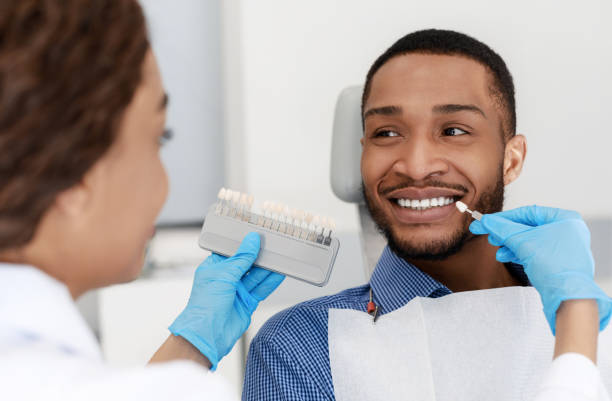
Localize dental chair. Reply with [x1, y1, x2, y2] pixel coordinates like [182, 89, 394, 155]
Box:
[329, 86, 612, 288]
[330, 86, 386, 277]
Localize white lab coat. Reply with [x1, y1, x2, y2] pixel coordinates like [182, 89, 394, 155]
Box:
[0, 263, 238, 401]
[535, 353, 610, 401]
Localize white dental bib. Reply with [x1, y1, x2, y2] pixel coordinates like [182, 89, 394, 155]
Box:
[328, 286, 612, 401]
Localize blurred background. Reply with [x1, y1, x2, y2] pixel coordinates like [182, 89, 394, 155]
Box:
[76, 0, 612, 393]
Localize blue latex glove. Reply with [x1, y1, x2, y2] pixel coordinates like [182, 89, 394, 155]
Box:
[169, 232, 284, 370]
[469, 205, 612, 334]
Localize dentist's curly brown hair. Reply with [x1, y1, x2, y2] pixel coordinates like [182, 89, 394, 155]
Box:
[0, 0, 149, 250]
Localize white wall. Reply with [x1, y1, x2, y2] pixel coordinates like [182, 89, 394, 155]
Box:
[142, 0, 224, 224]
[223, 0, 611, 229]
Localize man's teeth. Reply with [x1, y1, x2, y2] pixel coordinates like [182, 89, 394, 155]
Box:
[396, 197, 455, 210]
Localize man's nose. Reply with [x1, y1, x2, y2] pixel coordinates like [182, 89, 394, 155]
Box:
[390, 135, 449, 181]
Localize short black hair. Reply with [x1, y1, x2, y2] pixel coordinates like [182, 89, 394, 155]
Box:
[362, 29, 516, 138]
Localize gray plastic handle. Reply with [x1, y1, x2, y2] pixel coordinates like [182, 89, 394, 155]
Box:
[198, 208, 340, 287]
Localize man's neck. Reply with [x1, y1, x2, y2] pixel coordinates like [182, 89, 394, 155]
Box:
[407, 236, 521, 292]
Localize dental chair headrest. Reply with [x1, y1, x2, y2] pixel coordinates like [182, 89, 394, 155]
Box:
[330, 85, 364, 204]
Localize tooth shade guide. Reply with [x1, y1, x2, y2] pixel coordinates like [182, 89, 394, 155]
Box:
[213, 189, 336, 246]
[201, 196, 341, 286]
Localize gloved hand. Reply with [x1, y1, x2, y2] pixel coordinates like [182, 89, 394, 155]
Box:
[469, 205, 612, 334]
[169, 232, 284, 370]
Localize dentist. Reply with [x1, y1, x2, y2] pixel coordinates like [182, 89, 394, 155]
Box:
[0, 0, 282, 400]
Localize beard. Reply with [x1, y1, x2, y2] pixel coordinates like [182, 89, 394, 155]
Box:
[363, 168, 505, 261]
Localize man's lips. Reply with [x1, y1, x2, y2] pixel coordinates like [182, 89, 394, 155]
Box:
[384, 187, 466, 201]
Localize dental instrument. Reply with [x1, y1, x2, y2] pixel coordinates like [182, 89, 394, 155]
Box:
[198, 187, 340, 287]
[455, 201, 483, 221]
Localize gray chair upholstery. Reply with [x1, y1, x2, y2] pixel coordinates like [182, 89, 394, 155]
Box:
[330, 86, 612, 282]
[330, 85, 386, 275]
[330, 85, 364, 204]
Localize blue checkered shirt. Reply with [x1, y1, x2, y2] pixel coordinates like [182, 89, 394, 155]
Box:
[243, 246, 527, 400]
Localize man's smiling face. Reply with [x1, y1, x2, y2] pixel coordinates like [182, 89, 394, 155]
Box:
[361, 53, 514, 260]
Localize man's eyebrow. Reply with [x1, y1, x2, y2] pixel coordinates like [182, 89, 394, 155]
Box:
[159, 93, 169, 111]
[432, 104, 486, 118]
[363, 105, 402, 120]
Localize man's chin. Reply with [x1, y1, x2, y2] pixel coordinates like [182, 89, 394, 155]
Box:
[385, 228, 471, 261]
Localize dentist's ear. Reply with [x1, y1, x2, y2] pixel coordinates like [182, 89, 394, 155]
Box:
[503, 134, 527, 186]
[54, 155, 109, 222]
[54, 184, 90, 218]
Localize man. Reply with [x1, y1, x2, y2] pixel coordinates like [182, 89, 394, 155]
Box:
[242, 28, 527, 400]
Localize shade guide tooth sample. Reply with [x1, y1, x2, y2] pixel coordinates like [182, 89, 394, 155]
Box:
[455, 201, 483, 221]
[199, 188, 340, 286]
[456, 201, 468, 213]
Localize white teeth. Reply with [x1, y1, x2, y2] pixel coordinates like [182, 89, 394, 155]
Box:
[396, 197, 456, 210]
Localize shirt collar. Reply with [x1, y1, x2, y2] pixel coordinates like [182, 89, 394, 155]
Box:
[369, 246, 451, 314]
[0, 263, 102, 360]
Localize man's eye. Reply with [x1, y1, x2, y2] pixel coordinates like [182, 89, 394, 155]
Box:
[374, 130, 400, 138]
[158, 128, 174, 146]
[443, 127, 469, 137]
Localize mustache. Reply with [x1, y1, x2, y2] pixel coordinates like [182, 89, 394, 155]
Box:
[379, 178, 468, 197]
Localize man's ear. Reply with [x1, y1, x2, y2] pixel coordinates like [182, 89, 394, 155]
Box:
[503, 134, 527, 186]
[360, 136, 365, 147]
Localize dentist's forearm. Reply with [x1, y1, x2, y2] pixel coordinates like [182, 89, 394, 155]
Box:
[149, 334, 212, 369]
[553, 299, 598, 363]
